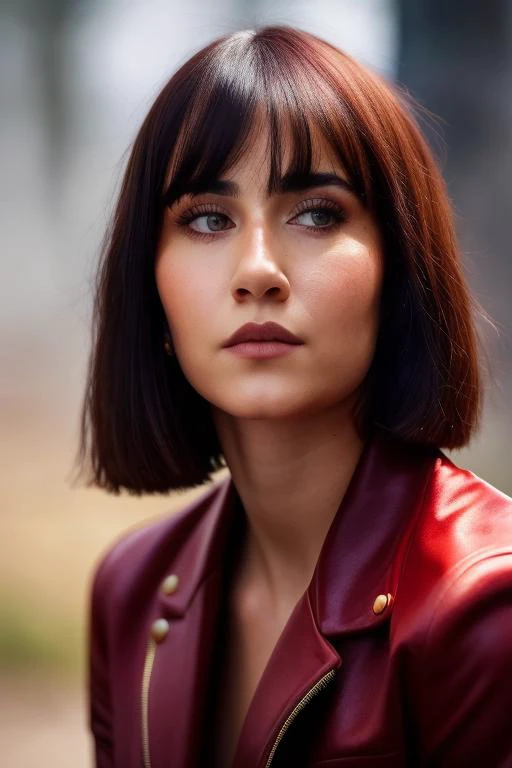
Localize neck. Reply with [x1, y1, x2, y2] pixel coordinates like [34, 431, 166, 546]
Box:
[212, 401, 364, 610]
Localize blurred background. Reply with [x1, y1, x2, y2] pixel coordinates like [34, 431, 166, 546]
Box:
[1, 0, 510, 764]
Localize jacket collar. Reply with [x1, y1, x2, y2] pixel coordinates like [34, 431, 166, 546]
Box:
[158, 431, 438, 636]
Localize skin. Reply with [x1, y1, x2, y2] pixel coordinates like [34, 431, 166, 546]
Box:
[155, 126, 384, 619]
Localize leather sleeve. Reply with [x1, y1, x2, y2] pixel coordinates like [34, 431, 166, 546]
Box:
[88, 550, 115, 768]
[413, 552, 512, 767]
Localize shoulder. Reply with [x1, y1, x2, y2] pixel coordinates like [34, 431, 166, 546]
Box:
[429, 449, 512, 524]
[416, 452, 512, 648]
[89, 475, 229, 616]
[406, 449, 512, 580]
[394, 449, 512, 643]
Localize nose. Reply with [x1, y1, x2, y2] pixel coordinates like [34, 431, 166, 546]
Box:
[230, 223, 290, 303]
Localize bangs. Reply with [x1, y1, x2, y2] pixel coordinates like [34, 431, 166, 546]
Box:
[161, 29, 371, 208]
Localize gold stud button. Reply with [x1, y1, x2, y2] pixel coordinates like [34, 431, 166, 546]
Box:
[151, 618, 170, 643]
[161, 573, 179, 595]
[372, 593, 392, 615]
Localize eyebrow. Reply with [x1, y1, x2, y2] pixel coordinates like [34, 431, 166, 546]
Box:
[279, 171, 358, 197]
[168, 171, 362, 204]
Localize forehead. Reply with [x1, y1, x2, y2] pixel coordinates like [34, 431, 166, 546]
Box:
[164, 110, 355, 207]
[228, 121, 345, 179]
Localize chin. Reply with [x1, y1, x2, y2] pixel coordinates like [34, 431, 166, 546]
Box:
[185, 368, 365, 421]
[211, 396, 300, 420]
[209, 389, 350, 422]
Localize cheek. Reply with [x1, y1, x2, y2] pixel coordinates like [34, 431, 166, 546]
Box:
[306, 242, 383, 336]
[155, 256, 220, 343]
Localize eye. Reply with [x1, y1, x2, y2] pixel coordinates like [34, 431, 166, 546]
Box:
[289, 199, 347, 231]
[189, 212, 232, 233]
[174, 203, 234, 237]
[293, 209, 335, 227]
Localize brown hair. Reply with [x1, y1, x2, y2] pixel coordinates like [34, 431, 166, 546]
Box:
[77, 25, 483, 494]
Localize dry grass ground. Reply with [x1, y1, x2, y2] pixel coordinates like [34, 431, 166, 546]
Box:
[1, 676, 91, 768]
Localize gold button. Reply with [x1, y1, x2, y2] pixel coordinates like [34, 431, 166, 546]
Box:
[372, 593, 392, 615]
[161, 573, 179, 595]
[151, 618, 170, 643]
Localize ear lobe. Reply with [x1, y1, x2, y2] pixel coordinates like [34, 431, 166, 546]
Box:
[163, 331, 175, 356]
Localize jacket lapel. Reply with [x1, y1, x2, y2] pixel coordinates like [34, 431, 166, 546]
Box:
[232, 589, 341, 768]
[313, 435, 437, 635]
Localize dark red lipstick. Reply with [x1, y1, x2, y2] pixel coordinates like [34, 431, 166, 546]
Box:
[222, 322, 304, 359]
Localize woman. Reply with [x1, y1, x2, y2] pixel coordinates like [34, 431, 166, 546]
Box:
[80, 26, 512, 768]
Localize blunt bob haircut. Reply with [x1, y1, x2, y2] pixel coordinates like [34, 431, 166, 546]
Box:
[78, 25, 483, 494]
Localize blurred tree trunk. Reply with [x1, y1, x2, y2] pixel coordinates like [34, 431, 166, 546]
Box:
[396, 0, 512, 476]
[396, 0, 512, 310]
[4, 0, 89, 176]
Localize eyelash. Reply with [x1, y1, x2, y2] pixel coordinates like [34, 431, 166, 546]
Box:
[172, 198, 348, 241]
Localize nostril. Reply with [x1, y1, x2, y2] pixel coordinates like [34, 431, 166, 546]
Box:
[235, 285, 282, 299]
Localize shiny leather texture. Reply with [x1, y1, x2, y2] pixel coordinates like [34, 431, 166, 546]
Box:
[88, 434, 512, 767]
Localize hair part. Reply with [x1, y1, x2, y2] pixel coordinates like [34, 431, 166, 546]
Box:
[76, 25, 483, 494]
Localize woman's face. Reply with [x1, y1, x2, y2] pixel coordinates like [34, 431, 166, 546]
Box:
[155, 128, 384, 422]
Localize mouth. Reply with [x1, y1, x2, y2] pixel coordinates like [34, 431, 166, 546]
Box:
[222, 322, 304, 360]
[222, 321, 304, 348]
[224, 340, 302, 359]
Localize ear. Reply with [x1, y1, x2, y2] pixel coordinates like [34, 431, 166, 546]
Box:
[163, 330, 175, 356]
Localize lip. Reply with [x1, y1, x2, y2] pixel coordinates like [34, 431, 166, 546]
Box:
[222, 321, 304, 348]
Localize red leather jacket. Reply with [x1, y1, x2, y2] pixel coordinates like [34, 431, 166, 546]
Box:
[88, 435, 512, 767]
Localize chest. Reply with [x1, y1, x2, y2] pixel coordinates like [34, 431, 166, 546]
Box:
[208, 626, 409, 768]
[210, 589, 295, 768]
[122, 577, 411, 768]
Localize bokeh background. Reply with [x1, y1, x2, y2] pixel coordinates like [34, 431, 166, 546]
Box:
[1, 1, 511, 765]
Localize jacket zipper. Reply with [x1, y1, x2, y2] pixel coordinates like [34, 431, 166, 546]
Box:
[141, 637, 157, 768]
[141, 643, 336, 768]
[264, 668, 337, 768]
